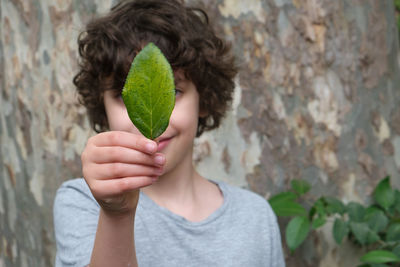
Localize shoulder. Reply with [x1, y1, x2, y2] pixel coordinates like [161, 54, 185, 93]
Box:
[56, 177, 91, 193]
[53, 178, 99, 237]
[54, 178, 99, 214]
[53, 178, 99, 267]
[222, 182, 273, 211]
[219, 181, 277, 222]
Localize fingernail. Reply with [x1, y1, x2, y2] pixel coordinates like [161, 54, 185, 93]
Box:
[146, 142, 156, 153]
[154, 155, 165, 165]
[152, 177, 158, 183]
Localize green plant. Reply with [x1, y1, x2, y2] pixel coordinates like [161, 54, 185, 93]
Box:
[122, 42, 175, 140]
[269, 176, 400, 266]
[395, 0, 400, 37]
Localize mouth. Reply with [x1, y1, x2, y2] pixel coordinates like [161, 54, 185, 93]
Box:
[157, 136, 173, 151]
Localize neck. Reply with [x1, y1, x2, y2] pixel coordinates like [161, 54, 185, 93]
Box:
[141, 146, 224, 222]
[141, 148, 201, 206]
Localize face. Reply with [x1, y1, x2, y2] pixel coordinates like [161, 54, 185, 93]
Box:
[103, 70, 200, 174]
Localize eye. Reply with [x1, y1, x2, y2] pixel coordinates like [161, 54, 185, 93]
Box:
[174, 88, 183, 97]
[112, 90, 122, 98]
[111, 90, 124, 103]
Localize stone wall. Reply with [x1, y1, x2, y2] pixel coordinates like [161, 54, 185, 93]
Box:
[1, 0, 399, 266]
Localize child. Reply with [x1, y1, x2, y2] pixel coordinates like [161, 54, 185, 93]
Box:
[53, 0, 285, 266]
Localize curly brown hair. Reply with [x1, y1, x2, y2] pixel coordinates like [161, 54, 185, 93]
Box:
[73, 0, 237, 136]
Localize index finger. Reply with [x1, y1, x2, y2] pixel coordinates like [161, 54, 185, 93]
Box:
[91, 131, 157, 154]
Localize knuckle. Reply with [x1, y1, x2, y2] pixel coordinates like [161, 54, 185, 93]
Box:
[117, 178, 130, 193]
[86, 136, 95, 147]
[82, 142, 93, 162]
[81, 148, 91, 163]
[135, 136, 143, 147]
[89, 181, 101, 195]
[108, 131, 121, 144]
[82, 165, 88, 177]
[81, 151, 86, 163]
[135, 136, 148, 151]
[82, 164, 95, 180]
[108, 147, 119, 160]
[109, 163, 123, 177]
[139, 153, 150, 164]
[81, 144, 96, 164]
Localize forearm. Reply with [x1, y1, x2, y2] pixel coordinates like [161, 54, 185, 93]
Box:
[90, 208, 137, 267]
[82, 132, 160, 266]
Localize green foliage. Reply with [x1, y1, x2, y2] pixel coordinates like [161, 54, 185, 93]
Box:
[386, 223, 400, 242]
[347, 202, 366, 222]
[291, 179, 311, 196]
[324, 196, 346, 215]
[269, 192, 307, 217]
[395, 0, 400, 10]
[374, 177, 395, 211]
[268, 177, 400, 266]
[395, 0, 400, 38]
[286, 216, 310, 253]
[333, 218, 348, 244]
[122, 42, 175, 140]
[360, 250, 400, 264]
[366, 208, 388, 233]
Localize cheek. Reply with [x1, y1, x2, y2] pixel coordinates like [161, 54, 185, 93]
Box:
[106, 103, 133, 131]
[174, 110, 198, 131]
[172, 98, 200, 134]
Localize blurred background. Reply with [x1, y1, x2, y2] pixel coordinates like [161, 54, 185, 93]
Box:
[1, 0, 400, 266]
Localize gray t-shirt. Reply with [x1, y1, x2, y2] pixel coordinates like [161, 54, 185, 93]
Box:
[54, 178, 285, 267]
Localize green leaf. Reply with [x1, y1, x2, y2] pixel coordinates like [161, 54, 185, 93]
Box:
[350, 222, 381, 245]
[122, 42, 175, 140]
[333, 218, 349, 244]
[360, 250, 400, 264]
[286, 216, 310, 252]
[270, 200, 307, 217]
[309, 198, 325, 224]
[324, 197, 346, 215]
[395, 190, 400, 214]
[365, 208, 388, 233]
[395, 0, 400, 9]
[358, 264, 390, 267]
[312, 216, 326, 229]
[357, 264, 389, 267]
[314, 198, 326, 216]
[291, 179, 311, 195]
[373, 176, 395, 211]
[347, 202, 366, 222]
[393, 244, 400, 258]
[366, 230, 380, 245]
[268, 192, 297, 205]
[350, 222, 370, 245]
[309, 198, 324, 219]
[386, 223, 400, 242]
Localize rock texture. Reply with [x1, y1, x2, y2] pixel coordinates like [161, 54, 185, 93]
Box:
[1, 0, 399, 266]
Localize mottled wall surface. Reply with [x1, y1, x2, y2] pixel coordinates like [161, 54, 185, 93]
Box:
[0, 0, 399, 266]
